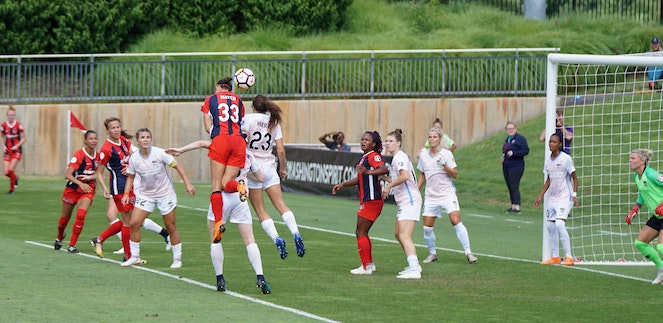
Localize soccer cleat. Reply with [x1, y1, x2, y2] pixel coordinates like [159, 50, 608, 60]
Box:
[563, 256, 574, 266]
[504, 208, 513, 213]
[466, 253, 478, 264]
[237, 179, 248, 202]
[257, 279, 271, 294]
[422, 254, 438, 263]
[398, 265, 422, 275]
[165, 235, 171, 251]
[293, 233, 306, 257]
[275, 237, 288, 259]
[541, 257, 561, 265]
[113, 247, 125, 254]
[121, 257, 141, 267]
[54, 233, 66, 250]
[90, 237, 104, 258]
[170, 260, 182, 269]
[7, 190, 14, 194]
[67, 246, 79, 253]
[212, 221, 226, 243]
[397, 270, 421, 279]
[14, 176, 18, 189]
[653, 267, 663, 284]
[350, 263, 376, 275]
[216, 275, 226, 292]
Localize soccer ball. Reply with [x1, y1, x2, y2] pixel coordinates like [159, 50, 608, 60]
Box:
[234, 68, 255, 90]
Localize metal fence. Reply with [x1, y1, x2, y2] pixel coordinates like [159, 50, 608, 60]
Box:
[0, 48, 559, 103]
[479, 0, 663, 24]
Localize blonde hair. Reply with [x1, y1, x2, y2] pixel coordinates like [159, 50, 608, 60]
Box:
[631, 149, 653, 164]
[428, 127, 450, 149]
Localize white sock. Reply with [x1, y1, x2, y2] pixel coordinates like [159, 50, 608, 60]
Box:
[546, 220, 559, 257]
[453, 222, 472, 254]
[261, 218, 280, 242]
[171, 243, 182, 262]
[246, 243, 263, 275]
[141, 217, 163, 234]
[407, 255, 420, 269]
[423, 226, 437, 254]
[210, 243, 224, 276]
[556, 220, 572, 258]
[129, 240, 140, 259]
[281, 211, 299, 236]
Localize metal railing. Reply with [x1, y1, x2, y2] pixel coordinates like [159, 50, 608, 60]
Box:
[0, 48, 559, 103]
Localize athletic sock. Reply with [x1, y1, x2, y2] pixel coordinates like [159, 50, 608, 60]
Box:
[246, 243, 263, 275]
[453, 222, 472, 254]
[171, 243, 182, 262]
[69, 209, 87, 246]
[406, 255, 420, 268]
[210, 243, 224, 276]
[260, 218, 280, 242]
[555, 220, 572, 257]
[281, 211, 300, 235]
[423, 225, 436, 255]
[141, 217, 163, 234]
[98, 219, 122, 243]
[224, 180, 238, 193]
[57, 215, 71, 240]
[122, 226, 131, 259]
[636, 239, 663, 267]
[129, 240, 140, 259]
[357, 235, 373, 268]
[546, 220, 559, 257]
[210, 191, 223, 223]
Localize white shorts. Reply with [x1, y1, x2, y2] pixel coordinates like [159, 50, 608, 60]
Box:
[134, 192, 177, 215]
[397, 201, 422, 222]
[422, 196, 460, 218]
[544, 200, 573, 221]
[206, 192, 252, 225]
[248, 165, 280, 190]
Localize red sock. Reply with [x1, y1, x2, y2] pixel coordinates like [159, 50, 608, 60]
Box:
[210, 191, 223, 223]
[122, 226, 131, 259]
[8, 170, 16, 191]
[224, 180, 238, 193]
[57, 216, 70, 240]
[69, 209, 87, 247]
[357, 235, 372, 267]
[98, 220, 122, 243]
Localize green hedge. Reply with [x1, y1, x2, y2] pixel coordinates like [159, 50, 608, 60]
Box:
[0, 0, 352, 55]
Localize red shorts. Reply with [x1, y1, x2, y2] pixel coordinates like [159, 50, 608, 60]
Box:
[4, 151, 21, 161]
[112, 191, 135, 213]
[357, 200, 384, 222]
[62, 187, 95, 205]
[208, 135, 246, 168]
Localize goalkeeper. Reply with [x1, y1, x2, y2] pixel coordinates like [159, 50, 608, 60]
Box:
[626, 149, 663, 284]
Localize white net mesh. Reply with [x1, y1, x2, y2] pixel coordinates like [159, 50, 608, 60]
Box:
[551, 55, 663, 264]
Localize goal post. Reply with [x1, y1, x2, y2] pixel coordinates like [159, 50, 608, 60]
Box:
[543, 53, 663, 265]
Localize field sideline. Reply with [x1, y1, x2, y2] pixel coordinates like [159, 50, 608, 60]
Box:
[2, 178, 662, 322]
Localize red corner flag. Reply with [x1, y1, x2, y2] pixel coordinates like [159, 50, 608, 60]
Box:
[70, 112, 87, 133]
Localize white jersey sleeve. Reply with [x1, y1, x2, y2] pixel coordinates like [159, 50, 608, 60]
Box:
[389, 151, 421, 206]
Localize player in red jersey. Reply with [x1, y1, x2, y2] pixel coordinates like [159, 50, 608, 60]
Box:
[332, 131, 388, 275]
[54, 130, 100, 253]
[2, 106, 26, 194]
[201, 77, 248, 244]
[89, 117, 139, 262]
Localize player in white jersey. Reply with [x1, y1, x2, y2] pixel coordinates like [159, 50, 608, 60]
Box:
[381, 129, 423, 279]
[417, 127, 477, 264]
[165, 140, 272, 294]
[120, 128, 195, 268]
[534, 133, 579, 266]
[241, 95, 305, 259]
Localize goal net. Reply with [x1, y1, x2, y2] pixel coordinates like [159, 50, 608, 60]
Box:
[544, 53, 663, 265]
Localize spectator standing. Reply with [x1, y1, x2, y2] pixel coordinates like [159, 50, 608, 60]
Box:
[319, 131, 351, 152]
[539, 109, 573, 155]
[647, 37, 663, 90]
[502, 122, 529, 214]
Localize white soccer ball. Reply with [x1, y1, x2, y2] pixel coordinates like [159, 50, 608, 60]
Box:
[234, 68, 255, 90]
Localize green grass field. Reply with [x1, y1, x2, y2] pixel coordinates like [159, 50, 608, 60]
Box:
[2, 169, 663, 322]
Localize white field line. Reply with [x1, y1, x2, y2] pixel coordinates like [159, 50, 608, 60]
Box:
[24, 240, 342, 323]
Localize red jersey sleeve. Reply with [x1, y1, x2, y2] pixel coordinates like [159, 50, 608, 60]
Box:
[367, 152, 385, 169]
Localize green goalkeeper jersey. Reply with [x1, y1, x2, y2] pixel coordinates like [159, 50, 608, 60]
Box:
[634, 166, 663, 218]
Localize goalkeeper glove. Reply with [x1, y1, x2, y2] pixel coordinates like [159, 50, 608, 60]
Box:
[656, 203, 663, 217]
[626, 205, 639, 225]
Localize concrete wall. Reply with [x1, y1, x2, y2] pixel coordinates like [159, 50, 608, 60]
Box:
[1, 97, 545, 182]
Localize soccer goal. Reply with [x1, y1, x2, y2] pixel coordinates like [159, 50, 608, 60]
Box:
[544, 53, 663, 265]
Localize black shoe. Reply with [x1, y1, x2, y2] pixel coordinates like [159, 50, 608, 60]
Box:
[67, 246, 79, 253]
[257, 279, 271, 295]
[7, 190, 13, 194]
[54, 233, 66, 250]
[505, 208, 513, 213]
[216, 275, 226, 292]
